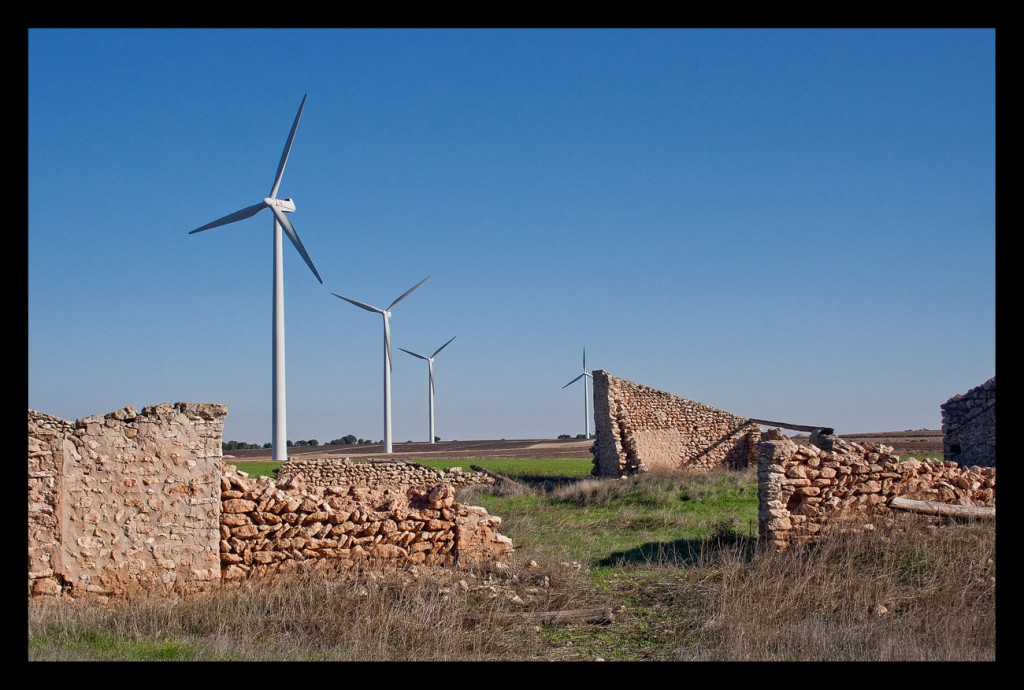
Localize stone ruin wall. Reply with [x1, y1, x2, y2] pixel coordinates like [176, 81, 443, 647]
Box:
[941, 377, 995, 467]
[28, 411, 75, 597]
[591, 370, 760, 477]
[276, 457, 496, 492]
[29, 404, 512, 600]
[758, 432, 996, 549]
[219, 466, 511, 580]
[28, 404, 226, 599]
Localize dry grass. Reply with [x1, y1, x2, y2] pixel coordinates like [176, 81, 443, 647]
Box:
[651, 516, 996, 660]
[28, 563, 555, 661]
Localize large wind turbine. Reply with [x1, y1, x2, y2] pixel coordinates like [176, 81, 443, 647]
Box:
[399, 336, 456, 444]
[562, 347, 593, 439]
[188, 94, 322, 462]
[332, 276, 431, 453]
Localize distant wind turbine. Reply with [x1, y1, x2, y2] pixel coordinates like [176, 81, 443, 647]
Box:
[399, 336, 457, 444]
[188, 94, 322, 462]
[562, 347, 593, 439]
[332, 276, 431, 454]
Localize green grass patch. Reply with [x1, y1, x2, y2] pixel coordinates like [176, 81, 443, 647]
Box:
[415, 458, 592, 479]
[464, 469, 759, 568]
[231, 461, 282, 478]
[29, 629, 200, 661]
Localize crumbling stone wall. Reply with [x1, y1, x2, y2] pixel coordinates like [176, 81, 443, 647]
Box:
[29, 403, 513, 600]
[28, 411, 75, 597]
[941, 377, 995, 467]
[27, 403, 227, 599]
[276, 458, 495, 491]
[219, 466, 512, 579]
[758, 432, 996, 549]
[590, 370, 760, 477]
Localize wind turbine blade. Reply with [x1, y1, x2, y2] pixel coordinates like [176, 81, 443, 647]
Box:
[431, 336, 457, 359]
[429, 365, 435, 396]
[269, 94, 307, 199]
[562, 373, 585, 389]
[332, 292, 384, 314]
[387, 275, 431, 312]
[583, 347, 587, 371]
[269, 204, 323, 284]
[398, 347, 429, 361]
[189, 202, 265, 234]
[384, 314, 393, 372]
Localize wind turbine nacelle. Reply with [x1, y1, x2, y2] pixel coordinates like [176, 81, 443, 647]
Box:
[265, 197, 296, 213]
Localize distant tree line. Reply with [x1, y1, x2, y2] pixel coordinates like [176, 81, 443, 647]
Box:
[557, 434, 590, 440]
[222, 435, 385, 452]
[326, 435, 376, 446]
[222, 440, 262, 451]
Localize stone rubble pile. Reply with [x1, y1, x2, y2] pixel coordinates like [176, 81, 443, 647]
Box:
[276, 457, 495, 491]
[759, 432, 996, 549]
[220, 465, 512, 579]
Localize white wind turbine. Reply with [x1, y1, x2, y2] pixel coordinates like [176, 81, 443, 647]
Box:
[399, 336, 457, 444]
[188, 94, 322, 462]
[332, 276, 431, 454]
[562, 347, 593, 439]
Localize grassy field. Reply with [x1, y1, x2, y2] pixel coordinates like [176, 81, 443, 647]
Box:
[231, 457, 593, 480]
[28, 464, 995, 661]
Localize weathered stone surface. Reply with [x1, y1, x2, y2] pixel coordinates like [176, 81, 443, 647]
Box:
[28, 403, 226, 599]
[591, 371, 760, 477]
[941, 377, 995, 467]
[758, 428, 995, 550]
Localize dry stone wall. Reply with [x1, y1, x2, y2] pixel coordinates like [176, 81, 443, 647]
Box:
[29, 403, 513, 600]
[941, 377, 995, 467]
[591, 370, 760, 477]
[27, 403, 227, 599]
[219, 466, 512, 578]
[28, 411, 75, 597]
[758, 431, 996, 549]
[276, 458, 495, 491]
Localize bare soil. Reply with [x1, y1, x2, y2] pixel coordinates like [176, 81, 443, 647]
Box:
[223, 429, 943, 463]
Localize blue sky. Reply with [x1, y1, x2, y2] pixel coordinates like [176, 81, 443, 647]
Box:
[28, 28, 995, 444]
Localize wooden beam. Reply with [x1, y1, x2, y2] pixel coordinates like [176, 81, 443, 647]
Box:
[888, 496, 995, 520]
[748, 418, 834, 434]
[496, 608, 616, 625]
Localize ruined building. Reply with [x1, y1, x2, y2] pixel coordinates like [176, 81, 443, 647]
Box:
[28, 403, 511, 600]
[589, 370, 763, 476]
[941, 377, 995, 467]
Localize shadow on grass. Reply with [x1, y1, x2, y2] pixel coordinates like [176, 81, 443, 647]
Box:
[512, 474, 589, 488]
[598, 535, 758, 567]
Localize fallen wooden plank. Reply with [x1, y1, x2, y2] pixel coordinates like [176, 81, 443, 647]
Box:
[889, 496, 995, 520]
[498, 608, 616, 625]
[748, 418, 834, 434]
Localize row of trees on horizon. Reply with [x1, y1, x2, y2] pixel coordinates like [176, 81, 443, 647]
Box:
[222, 435, 381, 451]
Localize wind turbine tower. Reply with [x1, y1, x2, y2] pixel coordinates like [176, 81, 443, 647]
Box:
[400, 336, 456, 443]
[332, 276, 431, 453]
[562, 347, 593, 439]
[188, 94, 322, 462]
